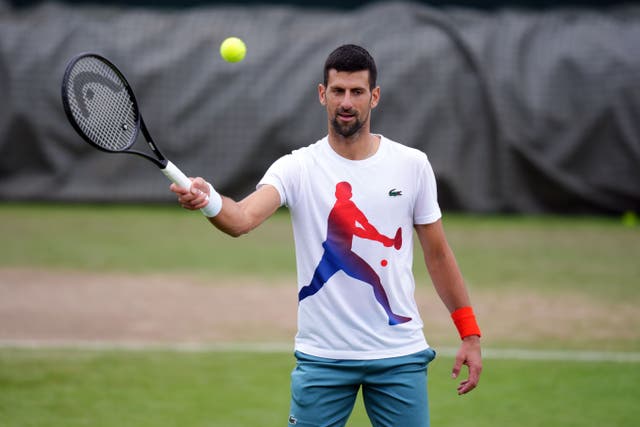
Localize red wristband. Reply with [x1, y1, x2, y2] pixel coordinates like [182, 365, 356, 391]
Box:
[451, 306, 482, 339]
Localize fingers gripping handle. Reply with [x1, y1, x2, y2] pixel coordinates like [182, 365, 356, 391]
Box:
[161, 160, 193, 190]
[161, 161, 222, 218]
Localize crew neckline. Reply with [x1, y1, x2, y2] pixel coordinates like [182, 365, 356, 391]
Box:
[322, 134, 386, 166]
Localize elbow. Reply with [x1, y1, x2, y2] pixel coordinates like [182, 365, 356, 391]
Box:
[217, 225, 251, 238]
[213, 221, 254, 238]
[227, 228, 249, 238]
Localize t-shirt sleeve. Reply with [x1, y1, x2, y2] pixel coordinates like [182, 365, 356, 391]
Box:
[413, 156, 442, 225]
[257, 153, 301, 208]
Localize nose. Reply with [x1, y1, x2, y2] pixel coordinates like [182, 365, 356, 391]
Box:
[340, 91, 354, 110]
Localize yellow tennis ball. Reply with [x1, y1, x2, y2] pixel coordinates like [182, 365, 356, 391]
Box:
[220, 37, 246, 63]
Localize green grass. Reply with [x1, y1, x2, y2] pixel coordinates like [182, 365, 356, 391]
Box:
[1, 203, 638, 299]
[0, 203, 296, 279]
[0, 349, 292, 427]
[1, 203, 639, 426]
[0, 348, 638, 427]
[439, 214, 640, 301]
[428, 356, 640, 427]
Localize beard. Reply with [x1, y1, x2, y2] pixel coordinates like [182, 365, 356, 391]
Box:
[330, 109, 366, 138]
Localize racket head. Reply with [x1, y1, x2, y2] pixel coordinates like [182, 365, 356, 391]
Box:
[61, 53, 141, 153]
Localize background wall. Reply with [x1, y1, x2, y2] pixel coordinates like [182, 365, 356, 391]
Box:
[1, 0, 639, 213]
[7, 0, 640, 10]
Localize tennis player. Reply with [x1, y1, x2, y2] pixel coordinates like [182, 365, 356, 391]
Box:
[171, 44, 482, 427]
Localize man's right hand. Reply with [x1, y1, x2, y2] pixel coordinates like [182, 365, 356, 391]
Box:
[170, 177, 210, 211]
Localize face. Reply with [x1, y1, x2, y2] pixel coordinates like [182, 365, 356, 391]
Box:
[319, 69, 380, 139]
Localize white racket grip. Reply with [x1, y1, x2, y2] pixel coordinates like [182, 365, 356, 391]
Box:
[161, 161, 222, 218]
[161, 160, 193, 190]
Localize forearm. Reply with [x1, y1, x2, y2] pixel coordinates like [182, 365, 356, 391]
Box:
[424, 245, 471, 313]
[354, 225, 385, 242]
[416, 221, 482, 393]
[415, 221, 477, 316]
[208, 193, 278, 237]
[171, 178, 281, 238]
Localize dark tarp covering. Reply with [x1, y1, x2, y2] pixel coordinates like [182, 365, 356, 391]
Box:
[1, 1, 639, 213]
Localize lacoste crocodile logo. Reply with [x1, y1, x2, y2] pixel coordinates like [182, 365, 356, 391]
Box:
[388, 188, 402, 197]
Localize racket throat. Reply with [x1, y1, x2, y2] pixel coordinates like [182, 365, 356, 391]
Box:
[139, 118, 167, 162]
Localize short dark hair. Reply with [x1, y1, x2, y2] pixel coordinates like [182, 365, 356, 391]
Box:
[323, 44, 377, 90]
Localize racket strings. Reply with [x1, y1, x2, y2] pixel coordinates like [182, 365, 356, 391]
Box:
[64, 57, 138, 151]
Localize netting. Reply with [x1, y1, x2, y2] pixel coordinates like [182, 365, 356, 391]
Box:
[63, 55, 138, 152]
[1, 1, 639, 212]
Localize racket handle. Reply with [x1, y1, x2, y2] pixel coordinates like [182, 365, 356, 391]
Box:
[162, 160, 222, 218]
[161, 160, 193, 190]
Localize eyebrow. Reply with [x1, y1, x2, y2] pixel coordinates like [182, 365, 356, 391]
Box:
[328, 83, 367, 91]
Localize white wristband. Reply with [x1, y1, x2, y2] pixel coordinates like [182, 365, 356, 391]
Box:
[200, 183, 223, 217]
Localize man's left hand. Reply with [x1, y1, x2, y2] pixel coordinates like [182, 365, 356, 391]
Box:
[451, 335, 482, 395]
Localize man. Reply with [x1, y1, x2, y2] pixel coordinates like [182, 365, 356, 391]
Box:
[171, 44, 482, 427]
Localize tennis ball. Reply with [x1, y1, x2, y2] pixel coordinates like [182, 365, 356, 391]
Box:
[220, 37, 246, 63]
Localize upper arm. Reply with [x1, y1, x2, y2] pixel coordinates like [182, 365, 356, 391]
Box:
[414, 219, 448, 260]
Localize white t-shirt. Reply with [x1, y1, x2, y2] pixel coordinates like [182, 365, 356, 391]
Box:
[258, 135, 442, 359]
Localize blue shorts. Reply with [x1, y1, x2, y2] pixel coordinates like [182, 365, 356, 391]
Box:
[288, 348, 437, 427]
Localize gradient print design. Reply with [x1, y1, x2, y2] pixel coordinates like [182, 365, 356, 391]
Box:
[298, 181, 411, 325]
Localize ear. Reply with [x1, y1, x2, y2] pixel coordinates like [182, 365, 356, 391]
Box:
[318, 84, 327, 106]
[370, 86, 380, 109]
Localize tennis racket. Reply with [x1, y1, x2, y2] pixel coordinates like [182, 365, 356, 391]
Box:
[61, 52, 195, 192]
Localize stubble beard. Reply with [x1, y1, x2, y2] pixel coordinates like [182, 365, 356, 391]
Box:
[331, 111, 367, 139]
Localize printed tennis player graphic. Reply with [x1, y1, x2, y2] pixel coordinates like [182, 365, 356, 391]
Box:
[298, 181, 410, 325]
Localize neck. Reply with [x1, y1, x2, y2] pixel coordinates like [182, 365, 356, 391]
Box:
[328, 129, 380, 161]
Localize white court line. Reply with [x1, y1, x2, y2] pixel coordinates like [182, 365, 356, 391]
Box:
[1, 340, 639, 363]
